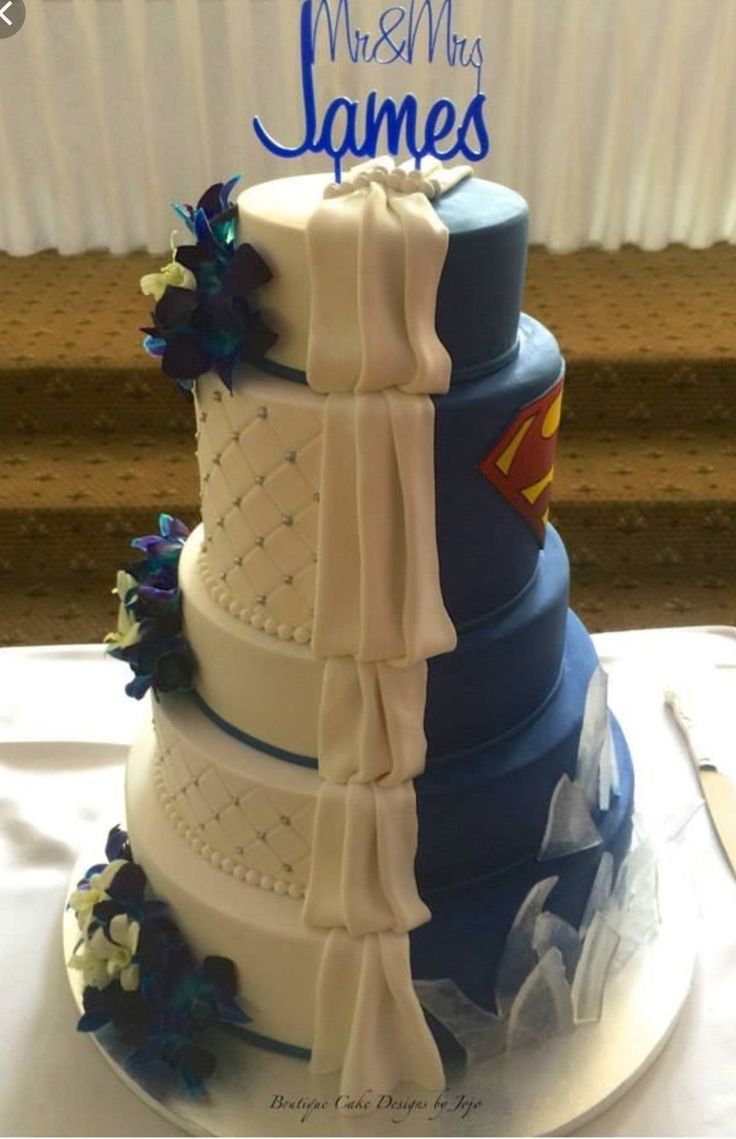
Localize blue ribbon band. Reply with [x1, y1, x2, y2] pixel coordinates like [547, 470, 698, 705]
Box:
[192, 691, 319, 769]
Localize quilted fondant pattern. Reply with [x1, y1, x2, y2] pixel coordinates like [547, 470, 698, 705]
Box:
[195, 376, 323, 641]
[154, 714, 315, 896]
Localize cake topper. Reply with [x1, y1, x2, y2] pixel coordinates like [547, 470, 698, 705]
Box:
[253, 0, 490, 183]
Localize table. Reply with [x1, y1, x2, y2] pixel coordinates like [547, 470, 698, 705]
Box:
[1, 630, 735, 1137]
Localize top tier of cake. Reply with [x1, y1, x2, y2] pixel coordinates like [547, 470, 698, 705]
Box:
[239, 174, 528, 381]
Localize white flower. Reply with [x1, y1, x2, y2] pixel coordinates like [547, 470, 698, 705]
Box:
[68, 859, 130, 931]
[68, 939, 112, 990]
[113, 570, 137, 604]
[99, 914, 141, 991]
[68, 913, 141, 992]
[140, 258, 196, 303]
[104, 572, 141, 652]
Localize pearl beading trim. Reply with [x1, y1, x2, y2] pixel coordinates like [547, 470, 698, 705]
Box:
[152, 760, 305, 900]
[197, 546, 312, 646]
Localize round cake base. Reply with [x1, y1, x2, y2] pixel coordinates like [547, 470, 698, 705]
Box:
[63, 804, 696, 1137]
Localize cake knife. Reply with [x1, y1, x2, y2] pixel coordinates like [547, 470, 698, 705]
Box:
[665, 686, 736, 879]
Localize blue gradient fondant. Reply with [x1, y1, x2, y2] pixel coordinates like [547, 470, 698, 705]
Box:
[434, 179, 528, 376]
[420, 610, 602, 888]
[412, 716, 634, 1012]
[426, 525, 569, 758]
[434, 316, 564, 625]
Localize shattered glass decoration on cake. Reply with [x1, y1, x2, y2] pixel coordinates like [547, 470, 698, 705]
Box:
[415, 669, 658, 1065]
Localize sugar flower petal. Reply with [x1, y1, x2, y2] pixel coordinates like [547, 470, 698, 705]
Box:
[68, 945, 112, 990]
[196, 182, 227, 218]
[226, 243, 273, 298]
[104, 591, 141, 652]
[105, 825, 133, 864]
[244, 309, 279, 360]
[120, 963, 140, 992]
[141, 260, 197, 303]
[151, 636, 195, 693]
[155, 286, 200, 330]
[160, 514, 190, 542]
[220, 174, 242, 206]
[162, 332, 212, 381]
[69, 858, 132, 925]
[114, 570, 137, 604]
[109, 913, 140, 955]
[174, 243, 209, 274]
[142, 334, 167, 358]
[125, 673, 152, 700]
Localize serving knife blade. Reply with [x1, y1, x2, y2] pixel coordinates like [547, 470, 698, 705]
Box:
[665, 686, 736, 879]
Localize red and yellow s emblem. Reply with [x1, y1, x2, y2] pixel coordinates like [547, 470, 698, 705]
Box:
[478, 375, 565, 544]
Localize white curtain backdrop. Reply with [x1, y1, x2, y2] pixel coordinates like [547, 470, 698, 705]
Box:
[1, 0, 735, 255]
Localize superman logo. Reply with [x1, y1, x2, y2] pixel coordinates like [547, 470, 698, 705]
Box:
[478, 374, 565, 544]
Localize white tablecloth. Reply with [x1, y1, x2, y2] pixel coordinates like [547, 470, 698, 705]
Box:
[1, 630, 735, 1137]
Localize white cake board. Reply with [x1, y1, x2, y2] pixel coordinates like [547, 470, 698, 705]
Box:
[63, 788, 698, 1138]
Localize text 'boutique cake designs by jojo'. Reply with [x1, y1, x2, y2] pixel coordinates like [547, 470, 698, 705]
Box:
[78, 0, 637, 1106]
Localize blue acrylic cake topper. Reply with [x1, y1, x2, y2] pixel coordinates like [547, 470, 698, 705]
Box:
[252, 0, 490, 183]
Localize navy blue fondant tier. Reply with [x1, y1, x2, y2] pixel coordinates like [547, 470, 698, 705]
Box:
[411, 719, 635, 1012]
[433, 179, 528, 380]
[433, 315, 563, 625]
[411, 743, 633, 1014]
[420, 610, 608, 886]
[425, 525, 569, 760]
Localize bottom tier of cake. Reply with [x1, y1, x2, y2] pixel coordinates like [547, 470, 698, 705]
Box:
[125, 616, 634, 1058]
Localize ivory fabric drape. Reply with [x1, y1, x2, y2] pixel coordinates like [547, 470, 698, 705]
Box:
[300, 158, 459, 1094]
[1, 0, 735, 255]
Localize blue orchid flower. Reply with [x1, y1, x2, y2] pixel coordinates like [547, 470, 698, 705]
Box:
[142, 177, 277, 393]
[106, 515, 195, 700]
[72, 828, 249, 1093]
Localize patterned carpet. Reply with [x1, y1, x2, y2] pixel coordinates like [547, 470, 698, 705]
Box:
[1, 244, 735, 645]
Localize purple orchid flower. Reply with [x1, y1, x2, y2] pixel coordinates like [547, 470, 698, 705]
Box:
[141, 177, 277, 393]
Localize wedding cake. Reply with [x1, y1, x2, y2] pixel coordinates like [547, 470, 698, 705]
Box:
[72, 159, 634, 1099]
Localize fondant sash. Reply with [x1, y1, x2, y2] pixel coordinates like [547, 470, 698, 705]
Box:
[310, 929, 445, 1092]
[312, 391, 455, 665]
[307, 176, 452, 395]
[304, 781, 430, 935]
[317, 658, 428, 785]
[303, 158, 467, 1097]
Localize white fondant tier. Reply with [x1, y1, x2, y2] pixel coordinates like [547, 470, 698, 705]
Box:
[151, 693, 317, 897]
[182, 524, 323, 758]
[126, 715, 323, 1048]
[195, 372, 324, 644]
[238, 174, 334, 372]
